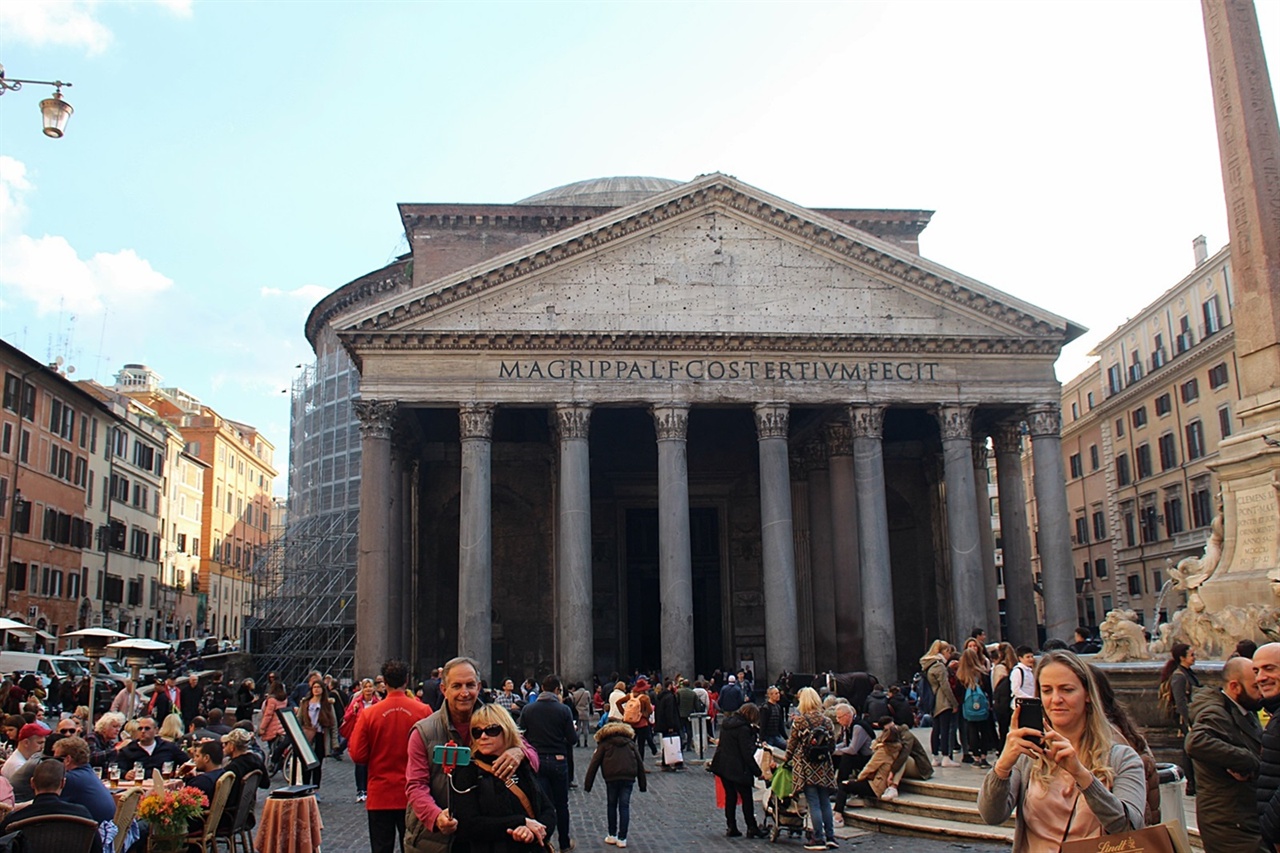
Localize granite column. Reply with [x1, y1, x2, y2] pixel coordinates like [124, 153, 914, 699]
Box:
[993, 422, 1037, 648]
[825, 419, 863, 669]
[459, 403, 495, 681]
[1028, 403, 1076, 645]
[936, 405, 985, 644]
[756, 403, 800, 680]
[652, 404, 695, 680]
[354, 399, 396, 680]
[850, 404, 897, 681]
[556, 403, 594, 685]
[972, 441, 1001, 639]
[805, 441, 837, 668]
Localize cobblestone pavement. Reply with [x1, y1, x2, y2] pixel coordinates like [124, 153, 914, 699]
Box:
[285, 743, 1007, 853]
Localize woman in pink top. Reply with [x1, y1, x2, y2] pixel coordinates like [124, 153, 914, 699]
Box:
[258, 680, 288, 773]
[341, 679, 380, 802]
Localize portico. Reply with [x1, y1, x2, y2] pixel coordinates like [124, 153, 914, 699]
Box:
[311, 174, 1085, 686]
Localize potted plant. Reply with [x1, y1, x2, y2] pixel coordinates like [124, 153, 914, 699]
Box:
[138, 785, 209, 852]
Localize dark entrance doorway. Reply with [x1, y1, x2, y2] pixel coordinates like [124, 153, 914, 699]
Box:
[624, 507, 722, 676]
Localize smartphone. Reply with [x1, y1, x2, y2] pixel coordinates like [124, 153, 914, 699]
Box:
[432, 743, 472, 768]
[1017, 698, 1044, 747]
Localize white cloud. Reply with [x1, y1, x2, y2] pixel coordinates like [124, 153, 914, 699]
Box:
[261, 284, 329, 301]
[0, 156, 173, 316]
[0, 0, 193, 55]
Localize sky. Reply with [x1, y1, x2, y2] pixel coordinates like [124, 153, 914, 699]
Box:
[1, 0, 1277, 496]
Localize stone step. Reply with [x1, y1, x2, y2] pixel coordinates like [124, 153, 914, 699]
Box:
[843, 807, 1014, 844]
[899, 775, 983, 803]
[870, 791, 1014, 828]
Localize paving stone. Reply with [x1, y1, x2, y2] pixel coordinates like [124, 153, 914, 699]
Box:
[273, 743, 1007, 852]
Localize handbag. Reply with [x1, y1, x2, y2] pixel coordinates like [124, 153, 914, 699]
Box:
[662, 735, 683, 766]
[474, 759, 554, 852]
[1060, 823, 1186, 853]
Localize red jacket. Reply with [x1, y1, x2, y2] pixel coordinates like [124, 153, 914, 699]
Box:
[348, 691, 432, 810]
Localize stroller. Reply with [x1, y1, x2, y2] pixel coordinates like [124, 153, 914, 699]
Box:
[757, 745, 807, 842]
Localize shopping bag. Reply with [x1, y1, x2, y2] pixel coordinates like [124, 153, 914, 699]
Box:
[715, 776, 726, 808]
[1060, 822, 1187, 853]
[770, 763, 794, 799]
[662, 735, 683, 765]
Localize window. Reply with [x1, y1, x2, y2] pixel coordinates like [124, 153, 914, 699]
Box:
[1069, 453, 1083, 479]
[1089, 445, 1099, 471]
[1151, 334, 1167, 369]
[1140, 501, 1159, 543]
[1092, 510, 1107, 540]
[177, 532, 186, 553]
[1209, 362, 1230, 389]
[1158, 433, 1177, 470]
[1115, 417, 1125, 439]
[1181, 378, 1199, 403]
[1219, 407, 1233, 439]
[1128, 575, 1143, 596]
[1155, 394, 1171, 416]
[1107, 364, 1123, 395]
[0, 423, 9, 455]
[1136, 444, 1153, 479]
[18, 429, 29, 464]
[1122, 502, 1137, 547]
[1087, 392, 1095, 409]
[1074, 516, 1089, 544]
[1, 374, 19, 412]
[1203, 295, 1222, 335]
[1191, 479, 1214, 528]
[1186, 420, 1206, 460]
[20, 383, 34, 421]
[1164, 489, 1185, 535]
[1117, 454, 1132, 486]
[1132, 407, 1148, 429]
[1071, 402, 1080, 420]
[1102, 594, 1113, 612]
[6, 562, 25, 591]
[1176, 315, 1195, 353]
[1096, 558, 1109, 579]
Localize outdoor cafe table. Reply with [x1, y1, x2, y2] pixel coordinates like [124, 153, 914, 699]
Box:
[255, 794, 322, 853]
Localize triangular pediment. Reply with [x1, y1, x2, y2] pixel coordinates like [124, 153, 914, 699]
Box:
[336, 174, 1083, 352]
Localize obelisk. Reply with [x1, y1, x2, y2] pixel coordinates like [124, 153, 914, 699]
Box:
[1198, 0, 1280, 609]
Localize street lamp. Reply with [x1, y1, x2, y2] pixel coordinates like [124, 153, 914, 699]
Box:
[0, 63, 74, 138]
[64, 627, 126, 725]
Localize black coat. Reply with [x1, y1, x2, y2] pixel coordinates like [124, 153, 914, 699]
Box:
[709, 714, 760, 787]
[654, 689, 681, 736]
[0, 793, 103, 853]
[1258, 713, 1280, 842]
[452, 758, 556, 853]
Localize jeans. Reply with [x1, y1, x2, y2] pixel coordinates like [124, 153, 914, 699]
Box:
[367, 809, 404, 853]
[634, 726, 656, 756]
[535, 752, 571, 850]
[932, 710, 958, 758]
[355, 763, 368, 794]
[606, 780, 634, 839]
[803, 785, 835, 843]
[302, 731, 326, 786]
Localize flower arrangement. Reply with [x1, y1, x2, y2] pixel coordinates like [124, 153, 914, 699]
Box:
[138, 785, 209, 835]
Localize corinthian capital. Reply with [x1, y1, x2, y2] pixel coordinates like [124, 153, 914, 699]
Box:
[651, 404, 689, 441]
[353, 399, 397, 440]
[459, 403, 495, 440]
[1026, 403, 1062, 438]
[934, 404, 975, 442]
[754, 402, 789, 440]
[848, 404, 886, 440]
[991, 421, 1024, 455]
[824, 418, 853, 457]
[972, 441, 990, 469]
[555, 403, 592, 441]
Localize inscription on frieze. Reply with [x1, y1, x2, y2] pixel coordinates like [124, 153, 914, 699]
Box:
[1230, 485, 1279, 573]
[497, 357, 942, 382]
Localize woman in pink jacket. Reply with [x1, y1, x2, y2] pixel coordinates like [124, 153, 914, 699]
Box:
[258, 681, 288, 773]
[341, 679, 380, 801]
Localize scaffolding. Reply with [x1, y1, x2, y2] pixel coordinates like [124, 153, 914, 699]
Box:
[250, 345, 363, 685]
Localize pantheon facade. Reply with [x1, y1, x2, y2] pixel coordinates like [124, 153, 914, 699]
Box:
[305, 174, 1085, 686]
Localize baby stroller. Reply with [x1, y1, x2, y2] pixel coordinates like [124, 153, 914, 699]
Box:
[758, 745, 807, 842]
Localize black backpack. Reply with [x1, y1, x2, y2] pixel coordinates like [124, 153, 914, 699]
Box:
[804, 723, 833, 762]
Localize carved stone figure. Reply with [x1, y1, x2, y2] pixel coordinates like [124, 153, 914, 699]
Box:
[1097, 609, 1151, 662]
[1168, 503, 1224, 613]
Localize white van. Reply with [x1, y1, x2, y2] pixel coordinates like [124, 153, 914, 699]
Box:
[0, 651, 90, 686]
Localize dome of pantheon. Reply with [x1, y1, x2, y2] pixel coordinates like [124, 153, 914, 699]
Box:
[516, 176, 681, 208]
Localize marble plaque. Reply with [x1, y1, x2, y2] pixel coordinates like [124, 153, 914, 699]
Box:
[1231, 484, 1280, 572]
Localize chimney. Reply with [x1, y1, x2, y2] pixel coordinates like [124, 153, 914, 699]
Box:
[1193, 234, 1208, 266]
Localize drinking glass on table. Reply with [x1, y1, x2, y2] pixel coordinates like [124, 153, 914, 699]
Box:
[108, 764, 121, 785]
[162, 761, 174, 778]
[133, 761, 144, 784]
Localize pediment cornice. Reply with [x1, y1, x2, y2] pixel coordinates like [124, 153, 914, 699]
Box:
[338, 175, 1084, 345]
[338, 329, 1065, 356]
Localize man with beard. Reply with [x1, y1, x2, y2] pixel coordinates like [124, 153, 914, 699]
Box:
[1251, 643, 1280, 846]
[1185, 654, 1266, 852]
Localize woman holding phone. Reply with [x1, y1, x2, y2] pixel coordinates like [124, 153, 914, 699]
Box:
[977, 650, 1146, 851]
[449, 704, 556, 852]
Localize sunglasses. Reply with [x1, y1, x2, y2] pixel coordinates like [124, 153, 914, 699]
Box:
[58, 728, 77, 734]
[470, 725, 504, 739]
[137, 726, 154, 731]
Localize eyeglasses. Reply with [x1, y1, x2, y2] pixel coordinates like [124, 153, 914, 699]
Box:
[57, 728, 77, 734]
[470, 725, 504, 739]
[137, 726, 154, 731]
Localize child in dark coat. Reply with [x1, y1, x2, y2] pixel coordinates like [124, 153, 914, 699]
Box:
[584, 720, 647, 848]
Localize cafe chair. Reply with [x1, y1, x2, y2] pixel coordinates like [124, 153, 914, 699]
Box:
[112, 787, 143, 853]
[219, 769, 263, 853]
[186, 771, 235, 853]
[6, 814, 100, 853]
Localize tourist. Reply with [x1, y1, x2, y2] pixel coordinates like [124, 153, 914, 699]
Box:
[348, 659, 431, 853]
[1185, 655, 1265, 851]
[569, 681, 593, 748]
[584, 712, 646, 848]
[494, 678, 519, 711]
[297, 678, 338, 788]
[841, 722, 904, 802]
[110, 678, 144, 718]
[991, 643, 1018, 742]
[0, 759, 103, 853]
[1253, 643, 1280, 845]
[2, 721, 46, 782]
[158, 712, 185, 743]
[178, 673, 203, 723]
[708, 701, 764, 839]
[718, 675, 744, 714]
[831, 703, 872, 818]
[341, 678, 381, 802]
[450, 703, 554, 853]
[623, 679, 656, 759]
[760, 686, 787, 750]
[235, 677, 258, 723]
[258, 680, 288, 772]
[52, 735, 115, 825]
[221, 726, 270, 831]
[118, 716, 185, 775]
[1089, 665, 1161, 826]
[978, 650, 1145, 849]
[87, 711, 126, 768]
[519, 674, 577, 851]
[1160, 642, 1201, 796]
[785, 687, 837, 850]
[405, 657, 538, 850]
[957, 646, 994, 768]
[607, 681, 628, 723]
[920, 640, 960, 767]
[653, 681, 684, 771]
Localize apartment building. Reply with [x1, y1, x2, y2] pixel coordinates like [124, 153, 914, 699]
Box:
[160, 430, 206, 639]
[1039, 239, 1240, 630]
[116, 365, 277, 641]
